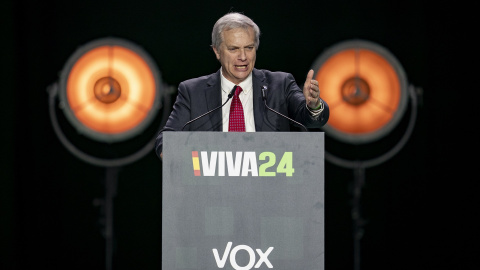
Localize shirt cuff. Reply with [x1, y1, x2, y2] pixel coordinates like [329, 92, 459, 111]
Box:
[306, 100, 324, 118]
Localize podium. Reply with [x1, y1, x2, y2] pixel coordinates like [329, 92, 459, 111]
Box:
[162, 132, 324, 270]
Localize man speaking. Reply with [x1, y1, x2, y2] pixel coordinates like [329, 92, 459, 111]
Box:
[155, 12, 329, 159]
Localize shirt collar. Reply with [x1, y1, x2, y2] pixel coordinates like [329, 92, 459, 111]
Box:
[220, 68, 253, 94]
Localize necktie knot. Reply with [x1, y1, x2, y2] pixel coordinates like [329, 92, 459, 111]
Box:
[234, 86, 243, 97]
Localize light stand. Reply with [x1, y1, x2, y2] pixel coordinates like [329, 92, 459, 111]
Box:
[325, 85, 419, 270]
[104, 166, 118, 270]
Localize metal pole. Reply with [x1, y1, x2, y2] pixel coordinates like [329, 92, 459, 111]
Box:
[352, 163, 365, 270]
[105, 166, 119, 270]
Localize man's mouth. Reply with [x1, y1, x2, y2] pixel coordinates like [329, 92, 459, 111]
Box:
[234, 64, 248, 70]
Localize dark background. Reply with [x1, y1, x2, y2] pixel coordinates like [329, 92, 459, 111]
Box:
[1, 0, 477, 269]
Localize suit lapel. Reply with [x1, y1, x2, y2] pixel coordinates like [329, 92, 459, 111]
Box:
[252, 69, 266, 131]
[205, 70, 223, 131]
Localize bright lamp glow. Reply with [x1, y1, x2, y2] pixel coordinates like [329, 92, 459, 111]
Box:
[311, 40, 408, 144]
[58, 38, 161, 142]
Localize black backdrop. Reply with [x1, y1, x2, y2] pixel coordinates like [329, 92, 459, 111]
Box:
[1, 0, 477, 269]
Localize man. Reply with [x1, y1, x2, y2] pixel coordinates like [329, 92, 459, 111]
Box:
[155, 12, 329, 159]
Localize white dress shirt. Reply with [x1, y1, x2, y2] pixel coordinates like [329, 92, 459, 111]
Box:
[220, 69, 256, 132]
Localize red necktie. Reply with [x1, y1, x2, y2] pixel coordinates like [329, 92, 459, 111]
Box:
[228, 85, 246, 132]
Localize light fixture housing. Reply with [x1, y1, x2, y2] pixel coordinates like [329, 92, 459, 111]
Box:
[311, 39, 408, 144]
[58, 37, 161, 143]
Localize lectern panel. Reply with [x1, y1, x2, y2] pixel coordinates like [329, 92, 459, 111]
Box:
[163, 132, 324, 270]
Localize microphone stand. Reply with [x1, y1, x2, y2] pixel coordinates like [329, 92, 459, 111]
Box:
[182, 87, 235, 130]
[261, 86, 308, 132]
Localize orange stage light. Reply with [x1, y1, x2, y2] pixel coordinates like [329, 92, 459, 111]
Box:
[311, 40, 408, 144]
[58, 38, 160, 143]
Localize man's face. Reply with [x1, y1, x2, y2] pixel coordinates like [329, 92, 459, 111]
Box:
[213, 27, 256, 85]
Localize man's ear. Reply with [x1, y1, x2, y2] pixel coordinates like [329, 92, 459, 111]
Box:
[212, 46, 221, 60]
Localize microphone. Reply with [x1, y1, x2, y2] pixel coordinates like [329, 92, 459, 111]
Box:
[261, 85, 308, 131]
[182, 86, 236, 130]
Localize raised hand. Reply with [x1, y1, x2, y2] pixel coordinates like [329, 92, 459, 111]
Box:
[303, 69, 321, 109]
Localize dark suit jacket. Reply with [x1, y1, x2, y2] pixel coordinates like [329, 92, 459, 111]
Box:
[155, 68, 329, 157]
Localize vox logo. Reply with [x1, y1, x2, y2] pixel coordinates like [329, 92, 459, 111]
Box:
[191, 151, 294, 177]
[212, 242, 274, 269]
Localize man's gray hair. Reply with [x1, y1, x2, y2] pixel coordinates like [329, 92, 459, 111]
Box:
[211, 12, 261, 51]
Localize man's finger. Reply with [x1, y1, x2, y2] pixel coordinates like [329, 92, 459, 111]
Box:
[305, 69, 314, 85]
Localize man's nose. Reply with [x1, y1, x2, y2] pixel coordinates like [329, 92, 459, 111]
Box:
[238, 49, 247, 60]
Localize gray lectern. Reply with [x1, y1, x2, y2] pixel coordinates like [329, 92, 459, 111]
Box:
[162, 132, 324, 270]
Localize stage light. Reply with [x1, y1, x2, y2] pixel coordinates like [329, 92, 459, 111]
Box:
[58, 37, 160, 143]
[48, 37, 174, 167]
[311, 39, 409, 144]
